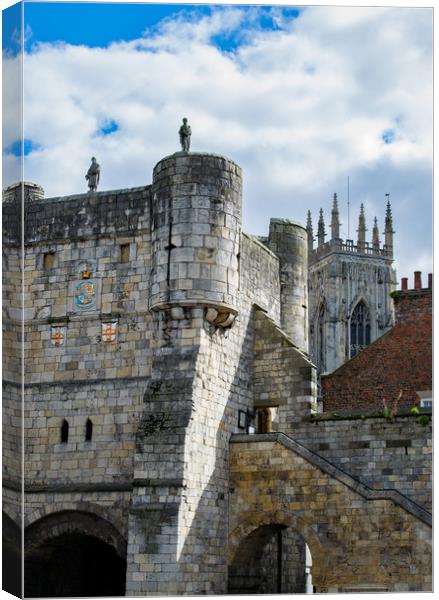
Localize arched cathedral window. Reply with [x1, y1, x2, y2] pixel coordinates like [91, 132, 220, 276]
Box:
[349, 301, 371, 358]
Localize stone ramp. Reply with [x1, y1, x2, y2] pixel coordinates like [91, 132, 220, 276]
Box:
[231, 432, 431, 527]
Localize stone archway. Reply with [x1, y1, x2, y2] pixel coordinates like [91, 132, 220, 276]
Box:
[228, 523, 311, 594]
[24, 510, 127, 597]
[229, 510, 330, 593]
[229, 435, 432, 592]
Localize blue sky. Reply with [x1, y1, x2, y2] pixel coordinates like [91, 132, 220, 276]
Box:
[24, 3, 205, 48]
[2, 0, 21, 54]
[3, 1, 300, 52]
[2, 2, 433, 281]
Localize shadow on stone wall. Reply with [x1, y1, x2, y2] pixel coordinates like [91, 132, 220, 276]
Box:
[2, 512, 22, 598]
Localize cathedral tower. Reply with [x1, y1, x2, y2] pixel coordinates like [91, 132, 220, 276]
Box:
[307, 195, 396, 378]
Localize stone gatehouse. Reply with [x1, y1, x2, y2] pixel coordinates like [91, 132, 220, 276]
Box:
[2, 151, 432, 596]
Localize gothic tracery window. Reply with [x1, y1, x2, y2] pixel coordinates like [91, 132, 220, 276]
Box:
[349, 301, 371, 358]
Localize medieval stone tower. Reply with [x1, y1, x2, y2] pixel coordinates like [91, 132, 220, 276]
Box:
[306, 194, 396, 377]
[2, 150, 431, 598]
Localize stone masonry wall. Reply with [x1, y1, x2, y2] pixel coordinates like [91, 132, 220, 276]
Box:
[293, 415, 432, 510]
[2, 383, 22, 486]
[3, 193, 24, 538]
[18, 185, 153, 493]
[150, 153, 241, 312]
[229, 436, 431, 593]
[2, 246, 22, 378]
[1, 185, 154, 528]
[126, 153, 287, 596]
[253, 309, 316, 431]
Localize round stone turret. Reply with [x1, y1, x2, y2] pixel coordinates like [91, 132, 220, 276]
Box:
[268, 218, 309, 354]
[149, 152, 242, 318]
[2, 181, 44, 203]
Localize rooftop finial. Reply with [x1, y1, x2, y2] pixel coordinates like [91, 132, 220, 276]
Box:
[330, 192, 341, 240]
[317, 208, 326, 246]
[372, 216, 380, 251]
[357, 203, 367, 251]
[384, 193, 394, 259]
[385, 193, 393, 229]
[306, 210, 314, 251]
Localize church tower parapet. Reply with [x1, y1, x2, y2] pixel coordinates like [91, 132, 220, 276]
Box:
[308, 195, 394, 266]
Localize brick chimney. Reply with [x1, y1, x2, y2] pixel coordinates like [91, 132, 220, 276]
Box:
[395, 271, 432, 324]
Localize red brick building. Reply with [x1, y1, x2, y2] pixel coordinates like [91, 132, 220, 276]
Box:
[322, 272, 432, 412]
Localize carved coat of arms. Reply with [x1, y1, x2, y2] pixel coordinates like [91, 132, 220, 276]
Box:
[74, 280, 97, 312]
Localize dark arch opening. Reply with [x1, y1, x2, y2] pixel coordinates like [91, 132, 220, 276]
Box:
[24, 531, 126, 597]
[2, 512, 21, 597]
[61, 419, 69, 443]
[229, 524, 312, 594]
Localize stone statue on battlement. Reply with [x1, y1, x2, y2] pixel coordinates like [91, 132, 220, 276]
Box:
[86, 157, 100, 192]
[179, 118, 191, 152]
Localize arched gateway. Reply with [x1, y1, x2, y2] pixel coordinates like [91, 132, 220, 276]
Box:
[229, 433, 432, 593]
[24, 510, 127, 597]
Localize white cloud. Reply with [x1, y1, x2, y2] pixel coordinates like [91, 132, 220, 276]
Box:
[2, 5, 433, 277]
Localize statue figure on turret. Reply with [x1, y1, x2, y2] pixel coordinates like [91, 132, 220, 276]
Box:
[179, 118, 191, 152]
[86, 157, 100, 192]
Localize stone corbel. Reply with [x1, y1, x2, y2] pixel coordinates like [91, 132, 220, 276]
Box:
[205, 307, 237, 329]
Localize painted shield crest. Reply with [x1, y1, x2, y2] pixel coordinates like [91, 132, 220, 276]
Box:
[74, 280, 97, 312]
[50, 326, 66, 347]
[102, 322, 118, 343]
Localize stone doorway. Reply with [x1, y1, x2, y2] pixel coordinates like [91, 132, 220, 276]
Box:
[228, 523, 312, 594]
